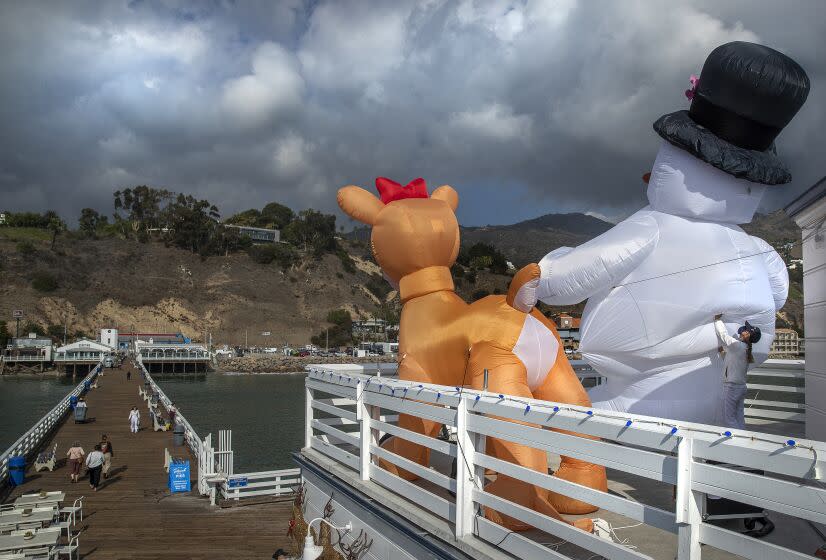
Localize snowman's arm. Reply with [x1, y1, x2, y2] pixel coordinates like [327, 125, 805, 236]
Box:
[751, 236, 789, 311]
[536, 214, 659, 305]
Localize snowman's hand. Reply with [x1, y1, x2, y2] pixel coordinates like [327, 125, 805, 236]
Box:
[507, 263, 540, 312]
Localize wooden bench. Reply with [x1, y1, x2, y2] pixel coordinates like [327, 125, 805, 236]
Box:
[151, 412, 170, 432]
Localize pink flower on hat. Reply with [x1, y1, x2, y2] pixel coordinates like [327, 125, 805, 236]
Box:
[684, 74, 700, 100]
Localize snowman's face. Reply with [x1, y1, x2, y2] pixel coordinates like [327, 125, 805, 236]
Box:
[647, 141, 765, 224]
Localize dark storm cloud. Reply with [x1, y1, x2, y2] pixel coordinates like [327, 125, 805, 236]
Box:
[0, 0, 823, 226]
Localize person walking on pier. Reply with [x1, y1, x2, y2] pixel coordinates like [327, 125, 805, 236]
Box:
[127, 369, 131, 381]
[66, 441, 85, 483]
[86, 444, 105, 491]
[129, 406, 141, 433]
[100, 434, 114, 478]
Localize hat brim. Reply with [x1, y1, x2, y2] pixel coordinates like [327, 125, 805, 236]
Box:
[653, 110, 791, 185]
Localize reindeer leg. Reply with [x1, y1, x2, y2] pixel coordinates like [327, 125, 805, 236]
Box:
[468, 344, 591, 532]
[530, 309, 608, 515]
[379, 354, 442, 480]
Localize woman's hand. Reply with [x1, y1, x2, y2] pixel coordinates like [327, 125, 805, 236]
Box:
[714, 313, 723, 321]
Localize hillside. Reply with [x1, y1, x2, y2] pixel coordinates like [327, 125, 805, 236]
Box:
[0, 232, 393, 346]
[0, 209, 804, 347]
[348, 212, 614, 268]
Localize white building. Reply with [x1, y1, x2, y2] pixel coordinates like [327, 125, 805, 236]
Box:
[769, 328, 800, 357]
[100, 328, 118, 349]
[785, 176, 826, 441]
[54, 339, 115, 362]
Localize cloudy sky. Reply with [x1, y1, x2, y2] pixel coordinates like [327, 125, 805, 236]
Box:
[0, 0, 823, 228]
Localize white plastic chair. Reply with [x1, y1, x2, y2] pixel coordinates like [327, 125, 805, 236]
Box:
[59, 497, 83, 525]
[20, 547, 54, 559]
[53, 535, 79, 560]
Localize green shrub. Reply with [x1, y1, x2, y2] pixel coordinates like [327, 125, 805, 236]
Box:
[327, 309, 352, 326]
[16, 241, 36, 255]
[22, 321, 45, 335]
[471, 289, 490, 301]
[365, 273, 392, 300]
[247, 243, 298, 269]
[336, 248, 356, 274]
[31, 271, 58, 292]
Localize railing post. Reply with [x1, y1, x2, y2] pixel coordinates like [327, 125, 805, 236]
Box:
[454, 395, 476, 539]
[305, 382, 314, 450]
[676, 434, 702, 560]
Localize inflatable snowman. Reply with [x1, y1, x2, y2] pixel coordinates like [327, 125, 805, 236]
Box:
[534, 42, 810, 423]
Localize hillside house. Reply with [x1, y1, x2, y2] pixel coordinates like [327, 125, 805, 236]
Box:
[554, 314, 581, 357]
[224, 224, 280, 243]
[769, 328, 800, 358]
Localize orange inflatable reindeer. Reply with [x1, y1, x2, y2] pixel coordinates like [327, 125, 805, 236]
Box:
[338, 178, 606, 531]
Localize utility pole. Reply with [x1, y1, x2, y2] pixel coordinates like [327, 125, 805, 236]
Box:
[325, 328, 329, 353]
[244, 329, 248, 349]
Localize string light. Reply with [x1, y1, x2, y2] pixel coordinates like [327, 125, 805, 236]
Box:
[309, 369, 817, 455]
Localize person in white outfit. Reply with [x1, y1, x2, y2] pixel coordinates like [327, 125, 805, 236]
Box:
[714, 314, 760, 430]
[129, 406, 141, 433]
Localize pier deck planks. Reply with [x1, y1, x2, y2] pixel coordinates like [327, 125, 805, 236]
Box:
[3, 365, 293, 559]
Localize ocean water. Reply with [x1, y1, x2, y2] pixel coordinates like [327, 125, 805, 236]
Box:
[0, 372, 306, 473]
[0, 376, 77, 451]
[157, 372, 306, 472]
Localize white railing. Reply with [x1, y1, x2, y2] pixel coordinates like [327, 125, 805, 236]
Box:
[219, 468, 302, 501]
[136, 356, 300, 503]
[744, 359, 806, 425]
[0, 363, 101, 485]
[1, 355, 50, 362]
[135, 356, 203, 464]
[304, 363, 826, 560]
[53, 354, 103, 362]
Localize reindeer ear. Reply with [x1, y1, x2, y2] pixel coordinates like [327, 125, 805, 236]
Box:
[337, 185, 385, 225]
[431, 185, 458, 212]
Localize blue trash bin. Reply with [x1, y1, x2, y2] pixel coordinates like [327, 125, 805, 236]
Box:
[69, 396, 78, 410]
[9, 456, 25, 486]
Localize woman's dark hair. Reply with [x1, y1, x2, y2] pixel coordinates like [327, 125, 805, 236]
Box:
[746, 341, 754, 364]
[94, 444, 102, 451]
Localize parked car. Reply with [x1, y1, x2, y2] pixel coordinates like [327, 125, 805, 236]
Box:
[297, 350, 310, 357]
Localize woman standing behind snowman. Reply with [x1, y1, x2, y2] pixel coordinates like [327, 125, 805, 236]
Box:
[714, 314, 761, 429]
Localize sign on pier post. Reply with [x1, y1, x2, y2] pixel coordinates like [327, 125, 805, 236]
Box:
[227, 477, 248, 488]
[169, 460, 191, 493]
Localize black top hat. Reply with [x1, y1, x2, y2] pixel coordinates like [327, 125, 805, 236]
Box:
[654, 41, 809, 185]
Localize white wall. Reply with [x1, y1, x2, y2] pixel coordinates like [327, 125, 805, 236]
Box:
[791, 197, 826, 441]
[303, 478, 417, 560]
[100, 328, 118, 349]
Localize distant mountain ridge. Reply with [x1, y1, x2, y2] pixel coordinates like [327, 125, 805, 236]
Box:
[470, 212, 614, 237]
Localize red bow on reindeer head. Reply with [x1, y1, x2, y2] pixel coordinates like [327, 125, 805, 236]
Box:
[376, 177, 428, 204]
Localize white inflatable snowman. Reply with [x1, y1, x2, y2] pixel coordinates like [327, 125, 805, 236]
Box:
[535, 42, 810, 424]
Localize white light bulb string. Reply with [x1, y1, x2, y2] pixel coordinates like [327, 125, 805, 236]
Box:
[311, 369, 819, 460]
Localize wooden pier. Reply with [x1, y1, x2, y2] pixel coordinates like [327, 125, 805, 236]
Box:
[3, 364, 292, 559]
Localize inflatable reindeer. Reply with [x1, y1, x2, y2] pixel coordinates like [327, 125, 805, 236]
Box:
[337, 178, 606, 531]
